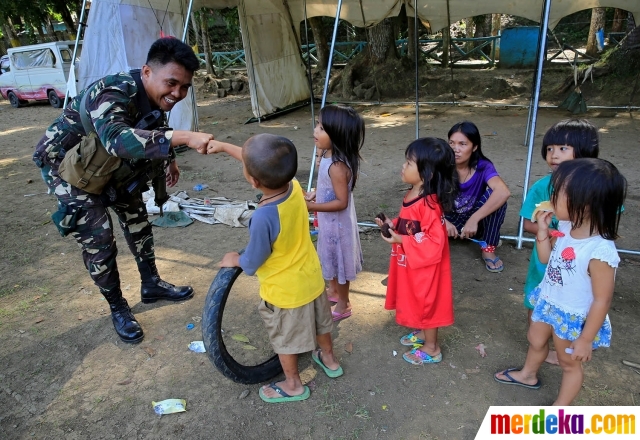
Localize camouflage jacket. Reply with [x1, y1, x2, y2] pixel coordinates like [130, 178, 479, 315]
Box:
[34, 71, 174, 171]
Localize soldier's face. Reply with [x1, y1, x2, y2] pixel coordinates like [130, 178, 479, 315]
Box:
[141, 62, 193, 112]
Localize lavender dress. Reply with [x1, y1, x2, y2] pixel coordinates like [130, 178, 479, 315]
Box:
[316, 156, 363, 283]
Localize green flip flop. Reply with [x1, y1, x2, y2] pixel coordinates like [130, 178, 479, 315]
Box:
[312, 349, 344, 378]
[258, 382, 310, 403]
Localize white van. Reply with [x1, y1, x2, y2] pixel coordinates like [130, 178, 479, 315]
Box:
[0, 41, 80, 108]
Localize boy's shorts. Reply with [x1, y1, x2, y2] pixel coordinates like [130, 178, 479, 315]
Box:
[258, 291, 333, 355]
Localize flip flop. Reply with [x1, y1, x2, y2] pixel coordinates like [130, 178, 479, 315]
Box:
[258, 382, 311, 403]
[332, 309, 352, 322]
[402, 347, 442, 365]
[493, 368, 541, 390]
[483, 256, 504, 273]
[400, 330, 425, 346]
[327, 295, 339, 303]
[312, 349, 343, 378]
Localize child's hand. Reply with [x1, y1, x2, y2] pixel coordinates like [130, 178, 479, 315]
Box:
[380, 227, 402, 244]
[536, 210, 554, 233]
[218, 252, 240, 268]
[445, 219, 459, 238]
[304, 190, 316, 202]
[569, 337, 593, 362]
[207, 140, 224, 155]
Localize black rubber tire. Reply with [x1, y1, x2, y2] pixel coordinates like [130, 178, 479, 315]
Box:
[8, 91, 24, 108]
[202, 263, 282, 384]
[48, 90, 63, 108]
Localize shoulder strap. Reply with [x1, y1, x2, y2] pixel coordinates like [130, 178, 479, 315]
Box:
[79, 91, 95, 135]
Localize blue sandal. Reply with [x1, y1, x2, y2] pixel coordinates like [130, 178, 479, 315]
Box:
[402, 348, 442, 365]
[483, 256, 504, 273]
[400, 331, 425, 346]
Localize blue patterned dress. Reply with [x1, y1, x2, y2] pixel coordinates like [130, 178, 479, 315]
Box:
[528, 221, 619, 348]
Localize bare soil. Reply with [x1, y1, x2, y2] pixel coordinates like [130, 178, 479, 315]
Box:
[1, 67, 640, 440]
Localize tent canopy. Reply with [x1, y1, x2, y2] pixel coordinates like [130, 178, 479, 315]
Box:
[80, 0, 638, 120]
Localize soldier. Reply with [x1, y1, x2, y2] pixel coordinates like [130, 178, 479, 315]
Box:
[33, 38, 214, 343]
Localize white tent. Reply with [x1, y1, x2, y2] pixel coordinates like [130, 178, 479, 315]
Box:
[78, 0, 639, 121]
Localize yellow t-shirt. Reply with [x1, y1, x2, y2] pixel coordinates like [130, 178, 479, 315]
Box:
[239, 180, 324, 308]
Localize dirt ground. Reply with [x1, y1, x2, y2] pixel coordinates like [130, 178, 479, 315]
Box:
[1, 68, 640, 440]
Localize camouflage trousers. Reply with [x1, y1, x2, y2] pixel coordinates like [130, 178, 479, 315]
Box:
[46, 166, 154, 294]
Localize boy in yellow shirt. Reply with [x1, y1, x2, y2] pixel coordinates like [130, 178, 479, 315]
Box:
[211, 134, 342, 403]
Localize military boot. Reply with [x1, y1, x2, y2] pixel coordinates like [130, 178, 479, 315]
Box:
[103, 289, 144, 343]
[138, 259, 194, 304]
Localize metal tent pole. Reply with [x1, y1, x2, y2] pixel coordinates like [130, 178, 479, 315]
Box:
[307, 0, 343, 192]
[414, 0, 419, 139]
[302, 0, 316, 133]
[63, 0, 89, 109]
[181, 0, 198, 131]
[516, 0, 552, 250]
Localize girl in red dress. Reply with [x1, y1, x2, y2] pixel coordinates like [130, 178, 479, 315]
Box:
[375, 138, 457, 365]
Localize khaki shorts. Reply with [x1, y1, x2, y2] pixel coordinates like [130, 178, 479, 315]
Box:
[258, 292, 333, 355]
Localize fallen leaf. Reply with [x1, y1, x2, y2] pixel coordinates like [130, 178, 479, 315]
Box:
[242, 344, 257, 350]
[144, 347, 156, 357]
[465, 368, 481, 374]
[299, 366, 317, 384]
[345, 342, 353, 354]
[232, 334, 250, 343]
[34, 296, 41, 300]
[382, 405, 388, 410]
[117, 379, 132, 385]
[77, 315, 82, 321]
[238, 390, 250, 399]
[34, 317, 44, 324]
[475, 343, 487, 357]
[154, 336, 164, 341]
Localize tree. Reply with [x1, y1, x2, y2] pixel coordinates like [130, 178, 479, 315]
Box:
[586, 7, 605, 56]
[308, 17, 329, 70]
[611, 8, 626, 33]
[199, 10, 213, 74]
[367, 17, 396, 64]
[624, 12, 640, 48]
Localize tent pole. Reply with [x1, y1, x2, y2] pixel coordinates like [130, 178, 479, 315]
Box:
[307, 0, 342, 192]
[181, 0, 194, 41]
[63, 0, 89, 109]
[302, 0, 316, 132]
[180, 0, 198, 131]
[414, 0, 419, 139]
[516, 0, 552, 250]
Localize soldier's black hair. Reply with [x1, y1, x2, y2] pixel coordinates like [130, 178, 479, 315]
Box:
[550, 158, 626, 240]
[541, 119, 599, 160]
[146, 38, 200, 73]
[243, 134, 298, 189]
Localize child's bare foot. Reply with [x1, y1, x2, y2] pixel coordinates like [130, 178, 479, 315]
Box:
[545, 350, 559, 365]
[494, 368, 541, 389]
[260, 380, 306, 399]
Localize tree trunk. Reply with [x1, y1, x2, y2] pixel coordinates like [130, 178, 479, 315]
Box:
[407, 10, 417, 62]
[441, 28, 450, 66]
[58, 5, 77, 34]
[4, 20, 20, 47]
[367, 18, 396, 64]
[624, 13, 640, 48]
[190, 12, 201, 51]
[200, 12, 213, 74]
[611, 8, 626, 33]
[35, 23, 46, 42]
[465, 18, 474, 52]
[586, 8, 605, 56]
[309, 17, 329, 70]
[491, 14, 501, 60]
[46, 15, 59, 41]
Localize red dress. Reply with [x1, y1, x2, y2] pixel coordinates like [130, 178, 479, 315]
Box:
[385, 194, 454, 329]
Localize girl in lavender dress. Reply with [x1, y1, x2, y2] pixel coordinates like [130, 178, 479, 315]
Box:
[305, 105, 364, 321]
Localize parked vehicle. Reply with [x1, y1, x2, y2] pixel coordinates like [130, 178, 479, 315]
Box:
[0, 41, 80, 108]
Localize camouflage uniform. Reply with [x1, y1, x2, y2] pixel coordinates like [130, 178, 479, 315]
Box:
[34, 72, 174, 295]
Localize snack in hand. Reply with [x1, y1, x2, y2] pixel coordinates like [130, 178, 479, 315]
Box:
[531, 201, 554, 222]
[376, 212, 392, 238]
